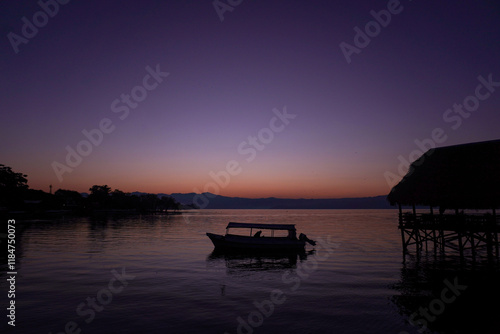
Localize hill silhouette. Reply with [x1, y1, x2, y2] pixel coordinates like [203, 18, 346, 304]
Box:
[131, 192, 395, 209]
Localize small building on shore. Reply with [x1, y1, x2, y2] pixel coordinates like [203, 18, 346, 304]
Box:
[387, 139, 500, 259]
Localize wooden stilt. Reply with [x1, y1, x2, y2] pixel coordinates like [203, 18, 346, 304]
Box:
[398, 203, 406, 255]
[432, 229, 437, 254]
[458, 231, 464, 258]
[494, 208, 499, 258]
[397, 204, 499, 261]
[471, 231, 476, 260]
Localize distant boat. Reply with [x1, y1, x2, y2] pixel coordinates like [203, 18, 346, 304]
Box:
[206, 222, 316, 251]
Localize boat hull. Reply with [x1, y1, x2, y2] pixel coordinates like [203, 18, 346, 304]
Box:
[206, 233, 306, 251]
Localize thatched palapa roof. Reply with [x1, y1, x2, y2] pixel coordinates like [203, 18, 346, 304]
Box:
[387, 139, 500, 209]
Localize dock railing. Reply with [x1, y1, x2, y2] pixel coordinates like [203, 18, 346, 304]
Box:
[398, 211, 500, 259]
[399, 212, 500, 232]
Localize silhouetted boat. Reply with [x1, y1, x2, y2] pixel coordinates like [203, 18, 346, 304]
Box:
[206, 222, 316, 251]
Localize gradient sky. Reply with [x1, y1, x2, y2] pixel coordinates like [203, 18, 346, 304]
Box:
[1, 1, 499, 198]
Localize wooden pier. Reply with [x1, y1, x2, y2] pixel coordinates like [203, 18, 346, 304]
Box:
[398, 206, 499, 259]
[387, 140, 500, 261]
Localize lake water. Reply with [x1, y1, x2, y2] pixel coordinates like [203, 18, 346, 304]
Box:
[2, 209, 500, 334]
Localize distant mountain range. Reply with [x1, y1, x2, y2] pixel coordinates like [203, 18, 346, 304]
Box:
[128, 192, 396, 209]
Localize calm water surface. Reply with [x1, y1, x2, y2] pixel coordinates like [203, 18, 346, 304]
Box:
[2, 210, 499, 333]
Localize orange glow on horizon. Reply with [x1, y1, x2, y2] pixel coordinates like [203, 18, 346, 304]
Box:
[29, 172, 389, 199]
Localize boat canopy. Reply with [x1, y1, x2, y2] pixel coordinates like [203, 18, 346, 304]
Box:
[226, 222, 296, 231]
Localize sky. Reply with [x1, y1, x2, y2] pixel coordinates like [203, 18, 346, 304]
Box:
[1, 0, 499, 199]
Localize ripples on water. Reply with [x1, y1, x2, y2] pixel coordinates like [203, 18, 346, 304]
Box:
[1, 210, 499, 333]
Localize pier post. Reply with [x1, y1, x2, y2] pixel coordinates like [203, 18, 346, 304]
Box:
[494, 208, 499, 258]
[440, 211, 445, 253]
[398, 204, 407, 255]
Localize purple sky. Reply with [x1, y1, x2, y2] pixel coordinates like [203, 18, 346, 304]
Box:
[1, 0, 499, 198]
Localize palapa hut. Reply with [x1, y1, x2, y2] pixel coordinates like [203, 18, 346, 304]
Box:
[387, 139, 500, 258]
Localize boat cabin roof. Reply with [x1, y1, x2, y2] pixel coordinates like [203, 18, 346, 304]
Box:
[226, 222, 296, 231]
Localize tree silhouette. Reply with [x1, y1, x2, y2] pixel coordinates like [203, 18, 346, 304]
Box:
[141, 194, 159, 212]
[88, 185, 111, 208]
[110, 189, 141, 210]
[0, 167, 183, 215]
[89, 185, 111, 196]
[0, 164, 28, 209]
[0, 164, 28, 190]
[158, 195, 179, 213]
[55, 189, 84, 208]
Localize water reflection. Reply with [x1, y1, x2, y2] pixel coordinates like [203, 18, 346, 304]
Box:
[0, 219, 58, 280]
[0, 220, 26, 282]
[206, 249, 315, 277]
[390, 256, 500, 333]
